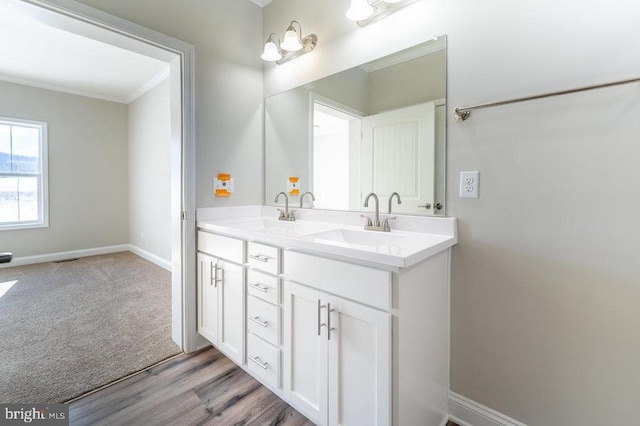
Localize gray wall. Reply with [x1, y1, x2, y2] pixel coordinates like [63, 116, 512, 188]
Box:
[128, 78, 171, 262]
[0, 80, 128, 257]
[265, 0, 640, 425]
[77, 0, 264, 208]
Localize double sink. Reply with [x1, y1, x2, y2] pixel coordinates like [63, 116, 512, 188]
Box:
[197, 212, 457, 267]
[223, 218, 407, 248]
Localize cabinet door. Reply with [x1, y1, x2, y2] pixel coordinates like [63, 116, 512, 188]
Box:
[328, 297, 391, 426]
[218, 260, 244, 365]
[197, 252, 218, 344]
[283, 281, 329, 425]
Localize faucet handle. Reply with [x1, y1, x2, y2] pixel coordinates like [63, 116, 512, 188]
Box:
[360, 214, 373, 227]
[277, 208, 286, 219]
[383, 216, 396, 232]
[288, 209, 296, 221]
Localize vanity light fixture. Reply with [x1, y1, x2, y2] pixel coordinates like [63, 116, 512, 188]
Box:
[347, 0, 422, 27]
[260, 33, 283, 62]
[346, 0, 375, 21]
[261, 20, 317, 65]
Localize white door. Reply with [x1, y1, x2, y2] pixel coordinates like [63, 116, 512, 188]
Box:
[327, 297, 391, 426]
[218, 260, 244, 364]
[283, 281, 329, 425]
[361, 102, 436, 214]
[197, 252, 218, 345]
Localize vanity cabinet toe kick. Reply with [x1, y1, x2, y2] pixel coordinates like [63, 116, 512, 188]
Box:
[196, 228, 451, 426]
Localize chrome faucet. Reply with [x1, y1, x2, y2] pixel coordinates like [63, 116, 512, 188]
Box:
[274, 192, 295, 221]
[299, 191, 316, 208]
[388, 192, 402, 213]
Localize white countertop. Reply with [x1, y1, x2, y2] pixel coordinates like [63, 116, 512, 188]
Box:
[197, 206, 457, 269]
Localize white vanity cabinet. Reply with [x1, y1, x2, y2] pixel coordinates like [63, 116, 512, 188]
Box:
[196, 216, 453, 426]
[283, 249, 450, 426]
[283, 251, 391, 425]
[197, 231, 244, 365]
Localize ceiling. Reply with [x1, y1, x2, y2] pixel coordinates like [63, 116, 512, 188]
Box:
[0, 3, 172, 104]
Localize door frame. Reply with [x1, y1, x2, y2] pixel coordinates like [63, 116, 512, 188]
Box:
[21, 0, 197, 351]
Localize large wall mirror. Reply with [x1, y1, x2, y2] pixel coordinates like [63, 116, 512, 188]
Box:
[265, 36, 447, 216]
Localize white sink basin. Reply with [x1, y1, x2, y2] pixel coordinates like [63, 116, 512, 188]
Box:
[307, 228, 407, 247]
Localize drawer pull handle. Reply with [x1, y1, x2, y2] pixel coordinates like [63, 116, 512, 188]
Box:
[248, 355, 269, 370]
[249, 254, 270, 263]
[317, 299, 327, 336]
[213, 263, 223, 287]
[248, 282, 269, 293]
[327, 303, 336, 341]
[249, 316, 269, 327]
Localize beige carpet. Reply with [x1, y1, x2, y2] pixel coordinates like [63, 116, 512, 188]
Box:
[0, 251, 181, 403]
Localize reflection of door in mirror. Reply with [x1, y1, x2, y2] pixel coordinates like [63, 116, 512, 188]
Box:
[361, 102, 435, 214]
[312, 100, 363, 210]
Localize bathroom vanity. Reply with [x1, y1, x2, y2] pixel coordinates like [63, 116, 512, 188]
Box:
[196, 206, 456, 426]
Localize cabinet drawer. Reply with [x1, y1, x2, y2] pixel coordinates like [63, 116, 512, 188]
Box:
[198, 231, 243, 264]
[246, 333, 280, 389]
[247, 242, 279, 275]
[247, 295, 280, 346]
[284, 251, 392, 311]
[247, 269, 280, 305]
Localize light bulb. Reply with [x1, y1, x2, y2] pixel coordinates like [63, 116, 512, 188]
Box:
[346, 0, 374, 21]
[261, 40, 282, 62]
[281, 26, 303, 52]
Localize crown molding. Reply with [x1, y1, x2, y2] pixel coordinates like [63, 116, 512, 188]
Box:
[249, 0, 273, 7]
[0, 73, 127, 104]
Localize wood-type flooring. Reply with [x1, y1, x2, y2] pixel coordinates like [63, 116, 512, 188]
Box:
[69, 346, 311, 425]
[69, 345, 461, 425]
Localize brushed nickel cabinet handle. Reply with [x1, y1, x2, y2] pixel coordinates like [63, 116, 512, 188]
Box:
[249, 316, 269, 327]
[249, 254, 269, 263]
[317, 299, 327, 336]
[248, 355, 268, 370]
[248, 282, 269, 293]
[214, 263, 223, 286]
[327, 303, 336, 341]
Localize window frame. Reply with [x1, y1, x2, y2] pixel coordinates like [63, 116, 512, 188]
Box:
[0, 116, 49, 231]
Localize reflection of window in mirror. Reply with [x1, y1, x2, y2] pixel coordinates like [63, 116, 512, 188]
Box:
[312, 102, 361, 210]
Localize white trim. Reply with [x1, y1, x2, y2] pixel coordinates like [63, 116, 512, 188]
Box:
[128, 244, 172, 272]
[449, 392, 528, 426]
[0, 73, 128, 104]
[25, 0, 196, 352]
[0, 116, 49, 230]
[248, 0, 272, 7]
[0, 244, 129, 268]
[0, 65, 171, 105]
[0, 245, 172, 272]
[126, 66, 171, 104]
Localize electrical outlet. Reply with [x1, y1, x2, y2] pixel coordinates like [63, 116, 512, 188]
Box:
[459, 171, 479, 198]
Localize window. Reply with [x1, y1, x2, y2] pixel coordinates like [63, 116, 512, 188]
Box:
[0, 117, 48, 230]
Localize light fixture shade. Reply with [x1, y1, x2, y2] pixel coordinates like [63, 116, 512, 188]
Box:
[281, 27, 303, 52]
[384, 0, 404, 3]
[261, 40, 282, 61]
[346, 0, 374, 21]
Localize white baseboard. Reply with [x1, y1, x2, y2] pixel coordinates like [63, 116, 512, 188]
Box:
[1, 245, 171, 271]
[0, 245, 130, 268]
[128, 244, 172, 271]
[449, 392, 527, 426]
